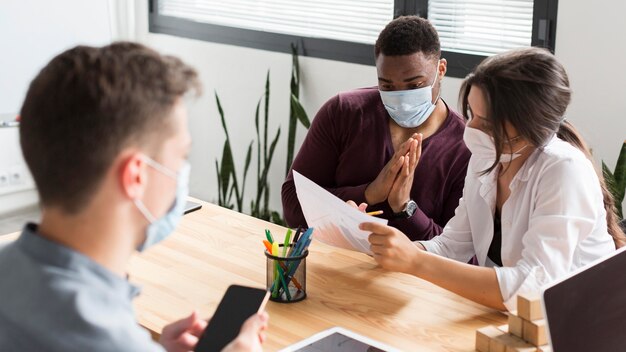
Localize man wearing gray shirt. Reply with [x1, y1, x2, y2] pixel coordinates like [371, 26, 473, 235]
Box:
[0, 42, 268, 352]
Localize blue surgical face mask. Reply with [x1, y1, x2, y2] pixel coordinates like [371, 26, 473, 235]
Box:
[134, 157, 190, 252]
[379, 61, 441, 128]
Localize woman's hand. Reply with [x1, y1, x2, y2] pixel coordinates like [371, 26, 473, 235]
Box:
[346, 200, 368, 213]
[360, 222, 422, 274]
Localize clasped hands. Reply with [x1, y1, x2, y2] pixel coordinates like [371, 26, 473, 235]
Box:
[348, 133, 426, 274]
[364, 133, 422, 213]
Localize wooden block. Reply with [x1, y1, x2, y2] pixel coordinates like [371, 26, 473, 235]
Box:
[505, 340, 538, 352]
[490, 331, 537, 352]
[505, 344, 538, 352]
[489, 334, 507, 352]
[517, 292, 543, 321]
[508, 312, 524, 338]
[476, 325, 506, 352]
[523, 319, 548, 346]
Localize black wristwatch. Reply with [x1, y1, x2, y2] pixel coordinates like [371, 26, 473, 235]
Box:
[392, 200, 417, 219]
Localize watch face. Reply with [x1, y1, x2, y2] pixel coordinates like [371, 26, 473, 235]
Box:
[406, 200, 418, 216]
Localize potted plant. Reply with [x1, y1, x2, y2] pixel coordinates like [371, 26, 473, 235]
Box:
[214, 45, 309, 225]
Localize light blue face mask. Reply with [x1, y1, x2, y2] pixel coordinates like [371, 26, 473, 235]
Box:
[134, 157, 190, 252]
[379, 61, 440, 128]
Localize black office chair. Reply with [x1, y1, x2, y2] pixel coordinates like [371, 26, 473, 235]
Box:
[621, 218, 626, 232]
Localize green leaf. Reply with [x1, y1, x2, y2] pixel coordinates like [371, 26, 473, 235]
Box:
[243, 141, 253, 183]
[285, 95, 310, 175]
[267, 127, 282, 171]
[254, 71, 271, 217]
[263, 70, 270, 168]
[290, 43, 300, 97]
[227, 183, 236, 207]
[290, 75, 298, 100]
[261, 128, 282, 188]
[614, 141, 626, 192]
[227, 142, 240, 196]
[238, 141, 254, 213]
[215, 160, 222, 205]
[603, 161, 620, 204]
[254, 99, 260, 137]
[285, 45, 306, 176]
[271, 211, 285, 226]
[215, 91, 230, 140]
[290, 94, 311, 128]
[263, 182, 270, 215]
[286, 112, 297, 176]
[220, 142, 233, 198]
[250, 200, 257, 218]
[602, 160, 615, 180]
[254, 99, 262, 215]
[257, 127, 281, 216]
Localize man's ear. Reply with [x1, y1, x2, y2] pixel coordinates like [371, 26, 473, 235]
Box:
[120, 153, 147, 200]
[438, 58, 448, 79]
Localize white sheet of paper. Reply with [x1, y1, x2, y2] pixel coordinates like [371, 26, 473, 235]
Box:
[293, 171, 388, 254]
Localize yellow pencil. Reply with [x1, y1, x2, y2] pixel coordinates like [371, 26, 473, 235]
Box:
[366, 210, 384, 216]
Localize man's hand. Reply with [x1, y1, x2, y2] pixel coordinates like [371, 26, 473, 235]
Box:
[364, 134, 419, 205]
[160, 311, 207, 352]
[387, 134, 422, 213]
[360, 222, 422, 274]
[222, 312, 269, 352]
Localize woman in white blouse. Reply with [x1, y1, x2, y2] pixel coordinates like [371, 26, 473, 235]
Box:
[359, 47, 626, 311]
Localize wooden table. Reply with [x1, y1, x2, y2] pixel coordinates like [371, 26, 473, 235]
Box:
[1, 199, 506, 351]
[127, 199, 505, 351]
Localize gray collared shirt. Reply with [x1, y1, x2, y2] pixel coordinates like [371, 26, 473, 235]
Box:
[0, 223, 164, 352]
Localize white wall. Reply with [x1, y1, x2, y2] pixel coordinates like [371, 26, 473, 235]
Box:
[555, 0, 626, 212]
[0, 121, 37, 215]
[555, 0, 626, 171]
[0, 0, 113, 114]
[0, 0, 114, 217]
[135, 0, 625, 214]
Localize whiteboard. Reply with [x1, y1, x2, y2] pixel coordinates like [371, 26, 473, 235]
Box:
[0, 0, 113, 114]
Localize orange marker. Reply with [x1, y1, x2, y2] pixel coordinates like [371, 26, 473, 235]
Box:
[263, 240, 273, 253]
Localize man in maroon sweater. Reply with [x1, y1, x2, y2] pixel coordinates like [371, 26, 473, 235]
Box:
[282, 16, 470, 241]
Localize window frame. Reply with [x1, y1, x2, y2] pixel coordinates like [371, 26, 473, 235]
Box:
[148, 0, 558, 78]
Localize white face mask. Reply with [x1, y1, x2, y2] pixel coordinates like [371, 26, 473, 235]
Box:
[379, 61, 440, 128]
[463, 127, 528, 164]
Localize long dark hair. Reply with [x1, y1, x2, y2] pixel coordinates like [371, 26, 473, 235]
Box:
[459, 47, 625, 248]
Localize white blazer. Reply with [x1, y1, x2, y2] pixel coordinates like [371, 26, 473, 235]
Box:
[420, 136, 616, 311]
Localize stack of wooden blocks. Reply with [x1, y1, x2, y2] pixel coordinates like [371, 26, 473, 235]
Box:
[475, 293, 551, 352]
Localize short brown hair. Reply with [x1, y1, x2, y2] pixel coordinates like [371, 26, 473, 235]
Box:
[20, 42, 200, 213]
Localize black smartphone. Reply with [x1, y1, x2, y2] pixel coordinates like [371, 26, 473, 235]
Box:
[194, 285, 270, 352]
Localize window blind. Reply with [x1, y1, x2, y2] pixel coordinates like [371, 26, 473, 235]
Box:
[158, 0, 394, 45]
[428, 0, 534, 56]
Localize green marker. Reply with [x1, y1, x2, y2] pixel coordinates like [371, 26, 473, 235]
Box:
[282, 229, 292, 257]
